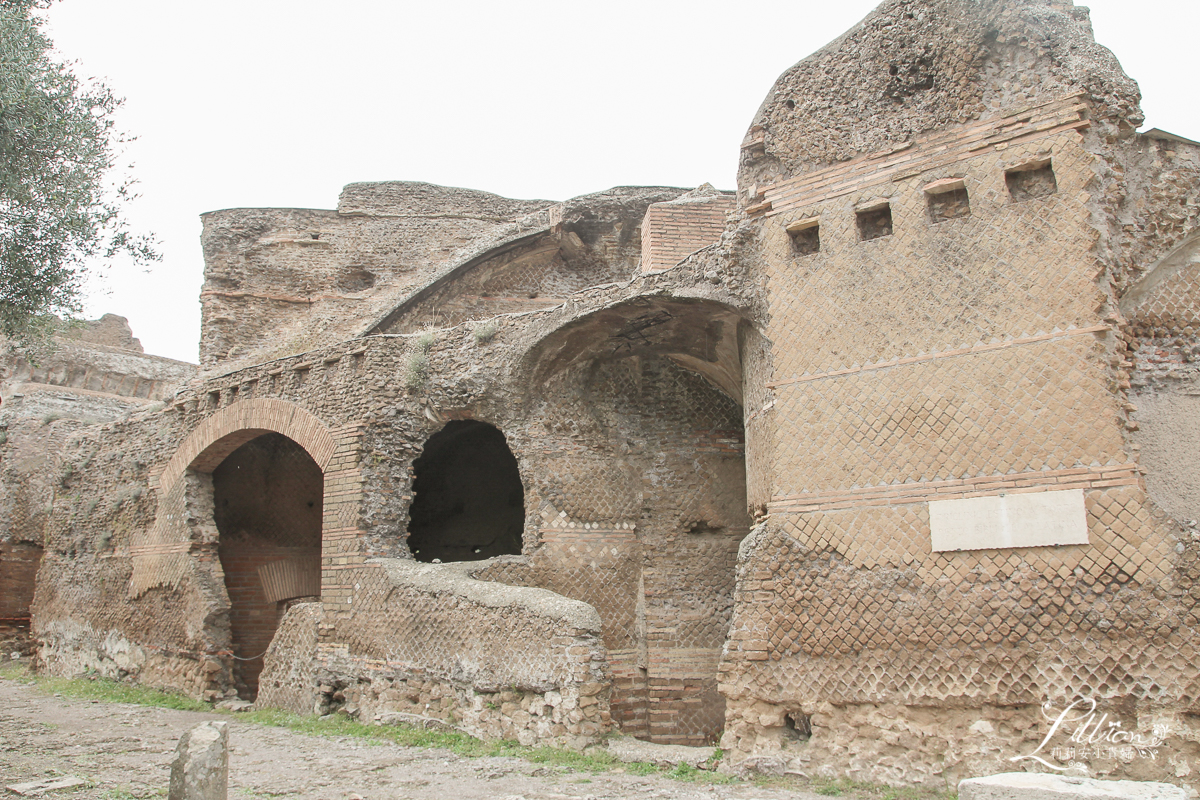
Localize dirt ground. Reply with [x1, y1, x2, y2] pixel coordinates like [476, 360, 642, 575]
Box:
[0, 676, 821, 800]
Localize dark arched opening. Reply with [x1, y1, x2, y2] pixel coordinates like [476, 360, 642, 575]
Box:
[0, 542, 43, 659]
[517, 296, 758, 745]
[212, 432, 323, 700]
[407, 420, 524, 563]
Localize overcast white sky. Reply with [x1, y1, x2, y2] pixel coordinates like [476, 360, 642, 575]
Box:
[41, 1, 1200, 364]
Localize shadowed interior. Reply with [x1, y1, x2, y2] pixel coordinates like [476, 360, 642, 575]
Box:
[407, 420, 525, 563]
[213, 432, 323, 699]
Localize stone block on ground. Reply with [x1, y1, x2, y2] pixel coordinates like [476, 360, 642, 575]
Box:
[168, 720, 229, 800]
[605, 734, 716, 768]
[959, 773, 1187, 800]
[5, 776, 88, 796]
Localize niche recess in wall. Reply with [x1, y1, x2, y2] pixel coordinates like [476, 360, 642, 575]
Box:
[925, 178, 971, 223]
[856, 201, 893, 241]
[1005, 159, 1057, 201]
[787, 218, 821, 255]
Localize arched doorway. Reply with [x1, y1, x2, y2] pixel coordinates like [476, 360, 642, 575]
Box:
[212, 432, 324, 699]
[407, 420, 524, 563]
[520, 296, 758, 745]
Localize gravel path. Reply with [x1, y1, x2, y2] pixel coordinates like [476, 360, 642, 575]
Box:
[0, 677, 816, 800]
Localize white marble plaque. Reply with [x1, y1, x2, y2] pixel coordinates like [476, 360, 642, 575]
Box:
[929, 488, 1089, 552]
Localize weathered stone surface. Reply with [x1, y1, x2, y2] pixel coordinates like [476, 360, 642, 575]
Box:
[605, 735, 717, 768]
[168, 721, 228, 800]
[959, 773, 1187, 800]
[5, 776, 88, 796]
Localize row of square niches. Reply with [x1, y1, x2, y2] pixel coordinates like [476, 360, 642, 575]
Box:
[787, 159, 1058, 255]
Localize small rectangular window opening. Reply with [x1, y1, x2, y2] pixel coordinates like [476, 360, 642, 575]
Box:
[925, 178, 971, 223]
[207, 391, 220, 409]
[787, 218, 820, 255]
[856, 202, 893, 241]
[1005, 159, 1057, 201]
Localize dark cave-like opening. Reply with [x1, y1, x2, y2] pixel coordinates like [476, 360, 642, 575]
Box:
[407, 420, 524, 563]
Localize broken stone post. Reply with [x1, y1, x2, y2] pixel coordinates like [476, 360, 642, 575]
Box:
[168, 720, 228, 800]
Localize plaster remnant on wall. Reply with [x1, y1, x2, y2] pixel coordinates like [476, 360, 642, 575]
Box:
[929, 488, 1089, 552]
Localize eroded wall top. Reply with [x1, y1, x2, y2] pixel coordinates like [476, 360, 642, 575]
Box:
[200, 182, 693, 373]
[739, 0, 1141, 193]
[199, 181, 552, 373]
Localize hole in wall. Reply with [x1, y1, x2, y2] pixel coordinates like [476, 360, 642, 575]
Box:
[925, 180, 971, 223]
[685, 520, 726, 535]
[784, 712, 812, 741]
[337, 269, 376, 293]
[856, 204, 893, 241]
[407, 420, 524, 563]
[1005, 160, 1057, 201]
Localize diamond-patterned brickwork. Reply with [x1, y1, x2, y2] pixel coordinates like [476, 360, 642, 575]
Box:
[723, 483, 1182, 709]
[318, 560, 611, 748]
[770, 333, 1124, 495]
[1125, 240, 1200, 335]
[323, 561, 607, 692]
[719, 112, 1197, 781]
[764, 136, 1099, 382]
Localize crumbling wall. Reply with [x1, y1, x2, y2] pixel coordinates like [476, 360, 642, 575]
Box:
[0, 415, 108, 659]
[1122, 184, 1200, 532]
[737, 0, 1140, 194]
[376, 187, 686, 335]
[470, 353, 750, 745]
[199, 182, 552, 371]
[1, 315, 196, 413]
[257, 601, 321, 715]
[315, 559, 610, 747]
[26, 177, 759, 754]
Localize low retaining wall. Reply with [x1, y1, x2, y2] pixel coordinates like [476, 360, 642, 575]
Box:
[261, 558, 612, 748]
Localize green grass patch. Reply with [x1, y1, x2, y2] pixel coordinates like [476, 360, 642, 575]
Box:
[0, 659, 32, 680]
[36, 674, 211, 711]
[5, 671, 745, 786]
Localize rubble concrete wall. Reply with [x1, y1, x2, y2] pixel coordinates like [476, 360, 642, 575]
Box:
[199, 183, 552, 371]
[375, 187, 687, 335]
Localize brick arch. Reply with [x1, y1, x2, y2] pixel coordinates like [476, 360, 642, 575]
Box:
[155, 398, 337, 496]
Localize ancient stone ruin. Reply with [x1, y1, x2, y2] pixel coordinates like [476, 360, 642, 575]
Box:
[3, 0, 1200, 787]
